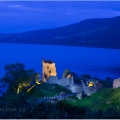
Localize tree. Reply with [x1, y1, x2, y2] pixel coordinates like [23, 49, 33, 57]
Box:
[1, 63, 38, 94]
[35, 72, 41, 84]
[71, 72, 78, 78]
[80, 74, 91, 80]
[62, 69, 71, 78]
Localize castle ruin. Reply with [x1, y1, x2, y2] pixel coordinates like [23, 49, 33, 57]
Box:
[42, 59, 57, 82]
[41, 59, 102, 95]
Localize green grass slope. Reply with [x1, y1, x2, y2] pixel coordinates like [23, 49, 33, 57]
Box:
[66, 87, 120, 111]
[28, 83, 72, 98]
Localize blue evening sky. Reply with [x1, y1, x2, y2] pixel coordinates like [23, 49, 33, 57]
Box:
[0, 1, 120, 33]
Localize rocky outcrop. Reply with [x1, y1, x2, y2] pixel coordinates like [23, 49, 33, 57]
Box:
[113, 78, 120, 89]
[76, 91, 82, 99]
[85, 87, 96, 96]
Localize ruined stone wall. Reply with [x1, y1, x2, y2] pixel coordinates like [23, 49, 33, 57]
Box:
[46, 76, 60, 85]
[113, 78, 120, 89]
[46, 76, 71, 87]
[96, 81, 103, 90]
[69, 84, 82, 93]
[46, 75, 82, 93]
[59, 78, 70, 87]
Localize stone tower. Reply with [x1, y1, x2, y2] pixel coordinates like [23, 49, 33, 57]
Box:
[42, 59, 57, 82]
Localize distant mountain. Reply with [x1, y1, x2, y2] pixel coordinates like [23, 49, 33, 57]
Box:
[0, 16, 120, 49]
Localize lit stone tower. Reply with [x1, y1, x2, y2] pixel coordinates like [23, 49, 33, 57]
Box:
[42, 59, 57, 82]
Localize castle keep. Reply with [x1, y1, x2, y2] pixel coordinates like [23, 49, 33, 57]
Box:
[42, 59, 57, 82]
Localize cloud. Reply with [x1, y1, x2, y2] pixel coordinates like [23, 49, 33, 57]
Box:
[0, 2, 39, 12]
[9, 4, 22, 8]
[8, 4, 38, 11]
[1, 2, 120, 18]
[62, 7, 120, 18]
[0, 1, 120, 33]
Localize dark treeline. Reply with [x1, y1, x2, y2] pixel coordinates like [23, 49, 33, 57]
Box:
[0, 98, 120, 119]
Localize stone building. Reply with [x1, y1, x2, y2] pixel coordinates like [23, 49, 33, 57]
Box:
[81, 80, 96, 96]
[113, 78, 120, 89]
[42, 59, 57, 82]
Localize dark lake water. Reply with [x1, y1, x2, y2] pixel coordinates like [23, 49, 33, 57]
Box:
[0, 43, 120, 80]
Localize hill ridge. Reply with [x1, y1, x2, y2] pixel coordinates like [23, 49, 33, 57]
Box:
[0, 16, 120, 49]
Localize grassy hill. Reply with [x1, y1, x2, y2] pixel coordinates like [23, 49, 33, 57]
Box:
[0, 16, 120, 49]
[27, 83, 72, 99]
[66, 87, 120, 111]
[27, 82, 119, 111]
